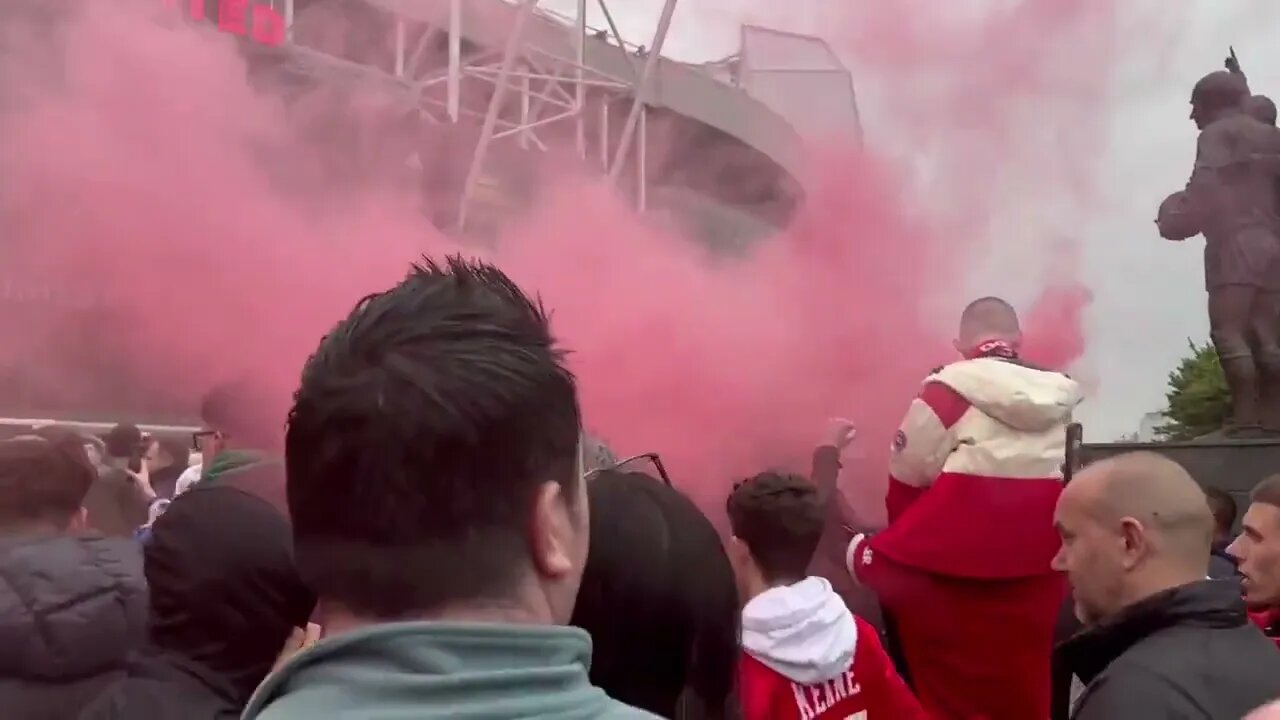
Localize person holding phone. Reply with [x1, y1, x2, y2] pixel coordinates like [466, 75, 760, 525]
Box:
[82, 423, 159, 537]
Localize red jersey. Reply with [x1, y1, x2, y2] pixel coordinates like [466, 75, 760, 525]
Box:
[739, 611, 926, 720]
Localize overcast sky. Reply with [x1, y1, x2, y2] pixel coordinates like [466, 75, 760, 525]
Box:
[539, 0, 1280, 441]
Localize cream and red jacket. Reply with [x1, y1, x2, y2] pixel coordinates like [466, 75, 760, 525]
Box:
[854, 354, 1082, 580]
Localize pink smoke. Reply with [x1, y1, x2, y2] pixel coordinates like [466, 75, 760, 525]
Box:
[0, 0, 1175, 525]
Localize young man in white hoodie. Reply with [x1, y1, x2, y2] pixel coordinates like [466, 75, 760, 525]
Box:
[727, 471, 926, 720]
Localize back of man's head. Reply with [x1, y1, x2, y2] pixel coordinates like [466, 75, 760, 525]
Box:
[146, 485, 314, 698]
[1204, 486, 1238, 541]
[726, 471, 824, 587]
[0, 433, 96, 533]
[103, 423, 144, 461]
[285, 256, 582, 621]
[574, 470, 739, 717]
[955, 296, 1021, 356]
[201, 377, 278, 451]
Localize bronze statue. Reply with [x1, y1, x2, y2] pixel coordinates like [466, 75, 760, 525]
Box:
[1157, 68, 1280, 437]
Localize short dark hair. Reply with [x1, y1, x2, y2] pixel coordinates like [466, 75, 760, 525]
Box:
[103, 423, 144, 459]
[285, 256, 580, 618]
[1204, 486, 1237, 535]
[1252, 475, 1280, 512]
[727, 471, 824, 584]
[0, 434, 96, 530]
[573, 470, 739, 718]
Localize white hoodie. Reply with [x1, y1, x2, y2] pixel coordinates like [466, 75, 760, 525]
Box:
[741, 576, 857, 684]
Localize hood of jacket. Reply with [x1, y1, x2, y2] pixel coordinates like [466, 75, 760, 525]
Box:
[145, 485, 314, 704]
[1058, 579, 1247, 685]
[934, 357, 1081, 432]
[741, 576, 856, 685]
[200, 449, 271, 485]
[242, 622, 657, 719]
[0, 534, 147, 680]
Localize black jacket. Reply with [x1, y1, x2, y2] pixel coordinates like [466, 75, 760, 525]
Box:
[0, 534, 148, 720]
[81, 484, 313, 719]
[1208, 541, 1239, 581]
[1059, 580, 1280, 719]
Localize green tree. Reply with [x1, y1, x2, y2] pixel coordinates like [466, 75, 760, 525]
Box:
[1157, 340, 1229, 441]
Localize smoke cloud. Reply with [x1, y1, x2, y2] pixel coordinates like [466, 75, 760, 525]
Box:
[0, 0, 1182, 524]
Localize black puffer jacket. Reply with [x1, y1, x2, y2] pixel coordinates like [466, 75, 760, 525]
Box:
[0, 534, 148, 719]
[1060, 579, 1280, 719]
[81, 484, 314, 719]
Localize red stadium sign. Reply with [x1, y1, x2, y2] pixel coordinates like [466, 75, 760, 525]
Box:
[160, 0, 285, 47]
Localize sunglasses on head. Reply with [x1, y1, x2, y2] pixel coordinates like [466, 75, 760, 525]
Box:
[584, 452, 672, 487]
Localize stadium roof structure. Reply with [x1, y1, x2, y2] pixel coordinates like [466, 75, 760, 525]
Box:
[237, 0, 860, 241]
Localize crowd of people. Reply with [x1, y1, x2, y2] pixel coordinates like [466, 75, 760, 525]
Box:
[4, 255, 1280, 720]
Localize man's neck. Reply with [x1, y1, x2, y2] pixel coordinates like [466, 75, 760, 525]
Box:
[1119, 569, 1203, 611]
[742, 575, 804, 604]
[321, 598, 555, 638]
[963, 338, 1018, 360]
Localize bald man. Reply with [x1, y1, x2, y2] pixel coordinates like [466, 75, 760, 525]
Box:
[848, 297, 1082, 720]
[1054, 453, 1280, 720]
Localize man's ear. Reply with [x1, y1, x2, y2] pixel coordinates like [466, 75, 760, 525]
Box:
[529, 481, 576, 579]
[1119, 517, 1149, 570]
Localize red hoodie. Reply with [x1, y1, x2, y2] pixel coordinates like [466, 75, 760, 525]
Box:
[738, 577, 928, 720]
[1249, 607, 1280, 650]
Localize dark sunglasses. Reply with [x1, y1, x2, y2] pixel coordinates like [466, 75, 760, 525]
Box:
[191, 430, 219, 451]
[585, 452, 672, 487]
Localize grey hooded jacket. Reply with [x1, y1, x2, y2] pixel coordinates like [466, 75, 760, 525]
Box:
[0, 534, 148, 719]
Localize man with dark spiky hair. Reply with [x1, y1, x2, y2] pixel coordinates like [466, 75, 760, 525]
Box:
[243, 256, 657, 720]
[728, 471, 925, 720]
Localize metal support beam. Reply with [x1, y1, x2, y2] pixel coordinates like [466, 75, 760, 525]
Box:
[607, 0, 677, 182]
[393, 20, 406, 78]
[599, 99, 610, 172]
[575, 0, 587, 158]
[283, 0, 294, 42]
[595, 0, 640, 78]
[636, 105, 647, 212]
[448, 0, 463, 122]
[519, 67, 531, 149]
[457, 0, 540, 231]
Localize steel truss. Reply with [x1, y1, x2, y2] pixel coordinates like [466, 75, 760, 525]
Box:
[274, 0, 679, 232]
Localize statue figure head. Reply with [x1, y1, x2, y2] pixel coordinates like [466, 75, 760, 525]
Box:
[1246, 95, 1278, 126]
[1190, 70, 1249, 130]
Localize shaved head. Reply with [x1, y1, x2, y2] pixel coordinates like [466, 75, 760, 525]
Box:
[956, 296, 1021, 352]
[1075, 453, 1213, 551]
[1053, 452, 1212, 624]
